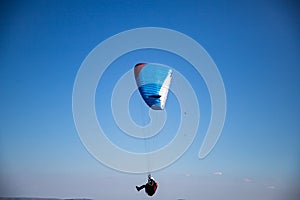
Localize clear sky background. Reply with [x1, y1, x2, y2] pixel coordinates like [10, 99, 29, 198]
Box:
[1, 0, 300, 200]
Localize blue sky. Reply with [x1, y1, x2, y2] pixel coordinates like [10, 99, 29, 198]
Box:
[1, 0, 300, 199]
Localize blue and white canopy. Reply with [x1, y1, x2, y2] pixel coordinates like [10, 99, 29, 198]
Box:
[134, 63, 173, 110]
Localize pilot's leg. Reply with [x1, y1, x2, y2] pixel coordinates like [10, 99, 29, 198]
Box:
[136, 185, 145, 191]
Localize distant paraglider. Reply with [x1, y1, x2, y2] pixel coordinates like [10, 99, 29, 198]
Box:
[136, 174, 158, 196]
[134, 63, 172, 196]
[134, 63, 173, 110]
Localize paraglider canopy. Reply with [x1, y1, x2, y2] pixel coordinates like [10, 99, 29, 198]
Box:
[134, 63, 173, 110]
